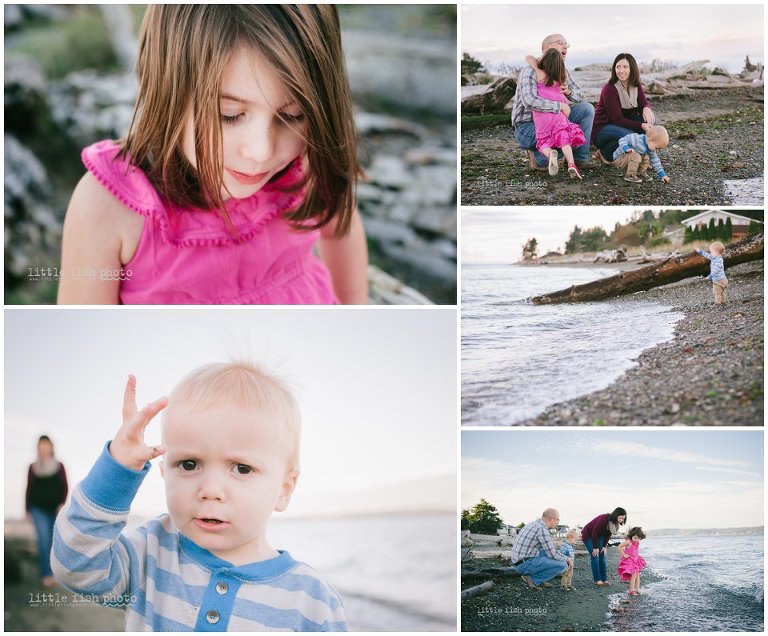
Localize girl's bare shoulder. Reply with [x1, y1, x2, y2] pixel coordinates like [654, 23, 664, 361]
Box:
[65, 171, 145, 261]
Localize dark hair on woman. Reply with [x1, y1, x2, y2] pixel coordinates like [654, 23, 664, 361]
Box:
[609, 507, 627, 525]
[609, 53, 641, 87]
[538, 48, 567, 86]
[38, 435, 52, 444]
[627, 527, 646, 540]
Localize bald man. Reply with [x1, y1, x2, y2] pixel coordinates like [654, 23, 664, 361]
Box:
[509, 508, 572, 588]
[511, 33, 594, 171]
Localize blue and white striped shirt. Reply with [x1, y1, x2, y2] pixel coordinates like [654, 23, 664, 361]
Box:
[559, 541, 575, 560]
[696, 248, 726, 282]
[613, 133, 667, 178]
[51, 443, 348, 631]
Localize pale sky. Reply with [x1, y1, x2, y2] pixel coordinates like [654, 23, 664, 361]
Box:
[462, 207, 637, 264]
[462, 430, 764, 530]
[462, 4, 764, 73]
[5, 308, 457, 519]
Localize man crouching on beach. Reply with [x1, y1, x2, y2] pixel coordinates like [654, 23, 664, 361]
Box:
[510, 508, 572, 589]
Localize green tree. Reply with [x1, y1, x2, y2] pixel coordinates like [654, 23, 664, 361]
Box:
[708, 218, 717, 240]
[700, 223, 709, 240]
[461, 52, 486, 75]
[522, 237, 538, 260]
[725, 217, 733, 241]
[461, 509, 470, 531]
[692, 225, 701, 241]
[683, 225, 694, 244]
[716, 219, 725, 240]
[565, 225, 582, 253]
[748, 219, 762, 235]
[466, 498, 504, 535]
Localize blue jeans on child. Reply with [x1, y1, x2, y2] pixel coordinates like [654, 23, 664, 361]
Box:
[514, 549, 569, 586]
[583, 536, 607, 582]
[29, 506, 56, 578]
[514, 102, 595, 166]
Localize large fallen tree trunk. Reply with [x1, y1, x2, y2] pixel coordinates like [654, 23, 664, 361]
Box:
[531, 233, 763, 305]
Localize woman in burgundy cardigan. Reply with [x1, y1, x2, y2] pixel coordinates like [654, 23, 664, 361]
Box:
[26, 435, 68, 587]
[581, 507, 627, 586]
[591, 53, 658, 162]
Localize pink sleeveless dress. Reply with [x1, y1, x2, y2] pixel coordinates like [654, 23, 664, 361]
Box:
[617, 541, 647, 581]
[531, 82, 587, 152]
[81, 140, 339, 305]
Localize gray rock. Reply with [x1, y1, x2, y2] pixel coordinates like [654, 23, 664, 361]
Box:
[48, 70, 137, 146]
[4, 135, 60, 276]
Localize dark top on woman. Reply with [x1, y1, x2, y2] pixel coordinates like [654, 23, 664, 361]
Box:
[581, 513, 613, 546]
[591, 82, 651, 144]
[26, 464, 68, 513]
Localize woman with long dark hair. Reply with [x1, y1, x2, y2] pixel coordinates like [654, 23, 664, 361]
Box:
[591, 53, 657, 162]
[581, 507, 627, 586]
[26, 435, 68, 587]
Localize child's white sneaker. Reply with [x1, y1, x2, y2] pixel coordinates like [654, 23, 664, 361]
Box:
[548, 152, 559, 176]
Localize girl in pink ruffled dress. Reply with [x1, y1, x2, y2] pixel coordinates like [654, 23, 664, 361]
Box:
[525, 49, 587, 180]
[58, 6, 367, 305]
[617, 527, 648, 595]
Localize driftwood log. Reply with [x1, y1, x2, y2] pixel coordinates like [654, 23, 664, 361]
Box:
[461, 580, 495, 601]
[531, 233, 763, 305]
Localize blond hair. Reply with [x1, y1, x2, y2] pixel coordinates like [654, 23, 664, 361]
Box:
[648, 125, 669, 149]
[120, 6, 358, 236]
[566, 529, 579, 541]
[166, 362, 301, 469]
[710, 241, 725, 254]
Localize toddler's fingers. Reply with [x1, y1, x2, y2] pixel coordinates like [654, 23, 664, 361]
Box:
[122, 374, 138, 421]
[148, 444, 166, 460]
[133, 397, 169, 434]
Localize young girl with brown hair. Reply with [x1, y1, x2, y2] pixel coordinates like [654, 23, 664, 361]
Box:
[525, 49, 587, 180]
[58, 5, 367, 305]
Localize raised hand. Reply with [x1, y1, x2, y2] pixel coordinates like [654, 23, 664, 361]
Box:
[109, 375, 168, 471]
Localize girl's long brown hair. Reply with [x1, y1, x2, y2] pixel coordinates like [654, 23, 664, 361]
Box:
[538, 48, 567, 86]
[119, 5, 358, 235]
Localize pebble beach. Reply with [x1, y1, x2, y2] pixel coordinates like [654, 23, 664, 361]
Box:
[521, 260, 764, 426]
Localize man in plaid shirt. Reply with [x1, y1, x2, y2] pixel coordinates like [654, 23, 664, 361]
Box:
[509, 508, 571, 588]
[511, 33, 594, 171]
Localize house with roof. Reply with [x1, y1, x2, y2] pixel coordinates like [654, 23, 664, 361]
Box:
[682, 210, 762, 241]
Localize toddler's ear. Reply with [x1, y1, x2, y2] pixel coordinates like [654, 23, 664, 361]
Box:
[274, 468, 300, 513]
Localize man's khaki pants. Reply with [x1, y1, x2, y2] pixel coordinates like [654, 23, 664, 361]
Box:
[713, 278, 729, 304]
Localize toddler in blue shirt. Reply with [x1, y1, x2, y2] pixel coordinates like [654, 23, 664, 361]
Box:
[52, 363, 347, 631]
[559, 529, 578, 590]
[696, 241, 728, 304]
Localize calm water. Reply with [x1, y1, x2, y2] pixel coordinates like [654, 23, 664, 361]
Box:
[268, 514, 456, 631]
[608, 535, 764, 631]
[462, 264, 683, 425]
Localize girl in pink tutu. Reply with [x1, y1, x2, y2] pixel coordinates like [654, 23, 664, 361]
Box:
[524, 49, 587, 179]
[617, 527, 647, 595]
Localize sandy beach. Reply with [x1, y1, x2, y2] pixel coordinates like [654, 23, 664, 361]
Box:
[461, 547, 660, 631]
[461, 88, 763, 206]
[520, 259, 764, 426]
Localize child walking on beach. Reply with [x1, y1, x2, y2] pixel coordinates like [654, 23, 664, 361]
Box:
[611, 126, 671, 183]
[58, 6, 367, 305]
[559, 529, 579, 590]
[525, 50, 587, 180]
[52, 365, 347, 630]
[696, 241, 728, 304]
[617, 527, 647, 596]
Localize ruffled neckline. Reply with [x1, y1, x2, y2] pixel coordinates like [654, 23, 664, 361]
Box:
[81, 140, 306, 247]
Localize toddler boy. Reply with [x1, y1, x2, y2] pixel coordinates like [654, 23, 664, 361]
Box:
[52, 364, 347, 631]
[559, 529, 578, 590]
[612, 125, 670, 183]
[696, 241, 728, 304]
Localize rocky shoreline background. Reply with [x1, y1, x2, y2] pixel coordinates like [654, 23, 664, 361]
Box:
[5, 5, 457, 304]
[520, 259, 764, 426]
